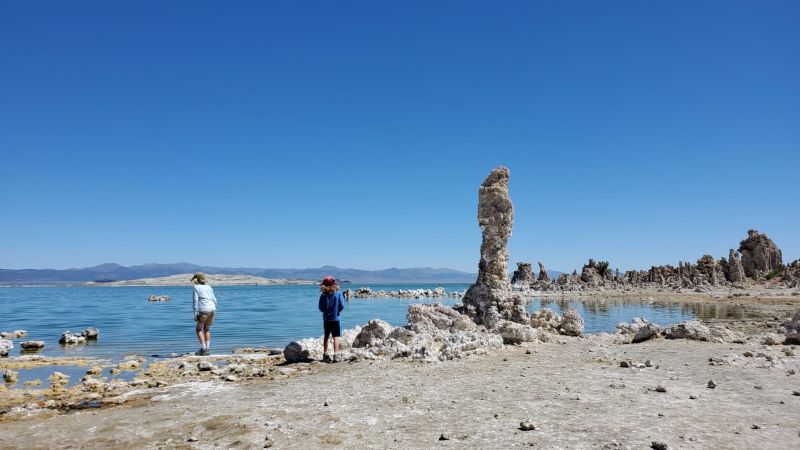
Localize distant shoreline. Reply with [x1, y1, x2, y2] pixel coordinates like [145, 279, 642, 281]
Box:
[80, 273, 318, 287]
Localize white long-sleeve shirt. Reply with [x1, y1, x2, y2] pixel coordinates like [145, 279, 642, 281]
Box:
[192, 284, 217, 314]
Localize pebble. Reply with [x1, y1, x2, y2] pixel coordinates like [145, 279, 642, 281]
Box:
[619, 361, 631, 368]
[651, 442, 668, 450]
[438, 433, 450, 441]
[655, 385, 667, 393]
[645, 360, 653, 367]
[689, 394, 699, 400]
[264, 437, 274, 448]
[187, 437, 198, 442]
[751, 424, 761, 430]
[792, 391, 800, 396]
[707, 380, 717, 389]
[519, 420, 536, 431]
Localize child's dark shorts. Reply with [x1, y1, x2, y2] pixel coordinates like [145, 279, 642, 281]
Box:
[323, 320, 341, 338]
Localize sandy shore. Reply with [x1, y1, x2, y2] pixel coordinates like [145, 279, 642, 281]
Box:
[83, 273, 317, 286]
[1, 292, 799, 449]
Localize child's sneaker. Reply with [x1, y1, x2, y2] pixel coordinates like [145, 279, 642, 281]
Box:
[196, 348, 210, 356]
[333, 353, 341, 363]
[322, 353, 332, 363]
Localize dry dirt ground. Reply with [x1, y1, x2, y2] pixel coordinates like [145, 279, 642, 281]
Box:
[2, 331, 799, 449]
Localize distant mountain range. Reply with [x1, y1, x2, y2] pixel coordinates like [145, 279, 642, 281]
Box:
[0, 263, 481, 285]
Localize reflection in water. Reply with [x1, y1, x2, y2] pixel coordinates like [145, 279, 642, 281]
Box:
[524, 296, 748, 333]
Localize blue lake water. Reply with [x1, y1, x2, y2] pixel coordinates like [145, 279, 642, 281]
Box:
[0, 284, 745, 360]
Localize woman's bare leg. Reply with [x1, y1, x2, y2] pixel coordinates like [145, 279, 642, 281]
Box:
[195, 318, 206, 349]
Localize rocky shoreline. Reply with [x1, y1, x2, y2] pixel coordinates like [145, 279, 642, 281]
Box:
[1, 167, 798, 447]
[0, 293, 798, 448]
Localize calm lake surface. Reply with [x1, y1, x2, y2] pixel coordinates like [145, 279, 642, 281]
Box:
[0, 284, 744, 360]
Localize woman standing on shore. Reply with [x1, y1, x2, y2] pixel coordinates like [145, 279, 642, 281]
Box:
[191, 272, 217, 356]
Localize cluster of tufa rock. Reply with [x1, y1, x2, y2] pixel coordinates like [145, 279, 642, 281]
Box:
[60, 328, 100, 345]
[344, 287, 462, 299]
[513, 229, 793, 293]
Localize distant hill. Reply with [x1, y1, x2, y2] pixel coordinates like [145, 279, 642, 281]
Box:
[0, 263, 478, 285]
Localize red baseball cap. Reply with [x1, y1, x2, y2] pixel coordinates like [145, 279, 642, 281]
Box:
[321, 276, 337, 286]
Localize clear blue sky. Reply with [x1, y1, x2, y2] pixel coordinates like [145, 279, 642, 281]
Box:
[1, 1, 798, 273]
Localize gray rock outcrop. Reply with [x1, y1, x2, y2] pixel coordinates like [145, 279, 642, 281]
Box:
[727, 249, 746, 283]
[739, 229, 783, 278]
[82, 328, 100, 340]
[580, 260, 602, 284]
[511, 263, 535, 285]
[664, 320, 744, 343]
[20, 341, 45, 350]
[537, 262, 550, 282]
[458, 167, 528, 326]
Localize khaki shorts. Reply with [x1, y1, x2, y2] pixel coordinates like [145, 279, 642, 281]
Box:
[197, 311, 216, 326]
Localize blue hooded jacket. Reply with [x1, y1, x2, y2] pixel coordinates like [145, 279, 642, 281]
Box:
[318, 291, 345, 322]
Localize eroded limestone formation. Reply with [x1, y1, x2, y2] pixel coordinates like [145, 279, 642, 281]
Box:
[739, 229, 784, 278]
[511, 263, 535, 285]
[537, 262, 550, 282]
[515, 230, 791, 293]
[458, 167, 528, 326]
[727, 249, 746, 283]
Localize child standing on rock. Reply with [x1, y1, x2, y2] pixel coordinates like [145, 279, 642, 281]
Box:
[191, 272, 217, 356]
[318, 276, 345, 363]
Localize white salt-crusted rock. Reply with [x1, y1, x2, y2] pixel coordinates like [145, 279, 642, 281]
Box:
[664, 320, 744, 343]
[560, 308, 584, 336]
[496, 320, 539, 344]
[530, 308, 562, 332]
[353, 320, 395, 348]
[631, 324, 661, 343]
[0, 339, 13, 356]
[59, 332, 86, 345]
[283, 326, 362, 363]
[0, 330, 27, 339]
